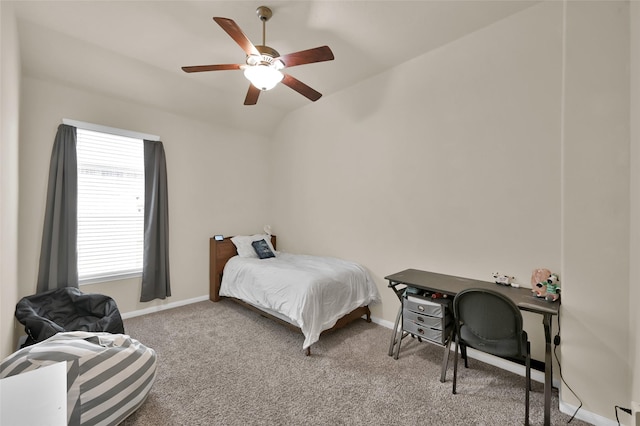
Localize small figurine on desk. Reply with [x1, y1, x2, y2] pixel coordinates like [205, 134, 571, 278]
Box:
[531, 268, 560, 302]
[493, 272, 515, 286]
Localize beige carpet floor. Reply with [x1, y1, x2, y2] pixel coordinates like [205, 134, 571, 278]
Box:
[121, 300, 590, 426]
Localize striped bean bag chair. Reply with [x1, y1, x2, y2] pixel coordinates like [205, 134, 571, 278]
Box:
[0, 331, 156, 426]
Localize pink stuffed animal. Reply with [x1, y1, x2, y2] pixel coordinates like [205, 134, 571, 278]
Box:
[531, 268, 560, 301]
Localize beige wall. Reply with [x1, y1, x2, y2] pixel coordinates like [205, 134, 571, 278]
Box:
[16, 76, 272, 319]
[630, 0, 640, 406]
[271, 1, 633, 423]
[1, 3, 21, 356]
[272, 0, 562, 361]
[562, 0, 631, 419]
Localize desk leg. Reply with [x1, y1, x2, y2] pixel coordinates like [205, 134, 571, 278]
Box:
[388, 305, 403, 356]
[440, 330, 453, 383]
[543, 313, 552, 426]
[393, 314, 404, 360]
[392, 304, 408, 360]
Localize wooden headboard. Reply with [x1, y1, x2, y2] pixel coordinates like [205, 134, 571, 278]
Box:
[209, 235, 277, 302]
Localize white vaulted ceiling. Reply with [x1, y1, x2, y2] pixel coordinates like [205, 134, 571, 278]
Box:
[10, 0, 537, 135]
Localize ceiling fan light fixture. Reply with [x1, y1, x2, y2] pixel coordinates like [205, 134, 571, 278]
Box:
[244, 64, 284, 91]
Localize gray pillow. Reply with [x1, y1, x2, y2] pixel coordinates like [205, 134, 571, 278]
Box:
[252, 239, 275, 259]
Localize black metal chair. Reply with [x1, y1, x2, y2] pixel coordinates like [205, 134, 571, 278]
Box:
[15, 287, 124, 347]
[452, 288, 531, 425]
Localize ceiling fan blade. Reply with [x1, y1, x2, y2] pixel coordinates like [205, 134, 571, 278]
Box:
[277, 46, 334, 68]
[182, 64, 242, 73]
[213, 17, 260, 57]
[244, 84, 261, 105]
[281, 74, 322, 102]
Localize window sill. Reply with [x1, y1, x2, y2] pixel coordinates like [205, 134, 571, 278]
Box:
[79, 272, 142, 286]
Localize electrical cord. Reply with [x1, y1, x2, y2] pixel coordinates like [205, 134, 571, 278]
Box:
[615, 405, 632, 425]
[553, 312, 583, 423]
[555, 314, 633, 425]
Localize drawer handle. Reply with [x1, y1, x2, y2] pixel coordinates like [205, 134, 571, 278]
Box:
[417, 328, 424, 334]
[416, 316, 424, 322]
[418, 305, 424, 311]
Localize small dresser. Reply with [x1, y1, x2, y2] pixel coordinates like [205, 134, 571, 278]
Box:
[388, 288, 454, 382]
[402, 291, 453, 346]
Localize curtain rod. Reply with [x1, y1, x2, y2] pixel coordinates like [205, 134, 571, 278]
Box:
[62, 119, 160, 142]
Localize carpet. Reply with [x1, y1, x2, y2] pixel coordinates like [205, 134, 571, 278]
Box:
[121, 300, 589, 426]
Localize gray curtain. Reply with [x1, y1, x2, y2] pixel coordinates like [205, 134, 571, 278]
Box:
[141, 140, 171, 302]
[36, 124, 78, 293]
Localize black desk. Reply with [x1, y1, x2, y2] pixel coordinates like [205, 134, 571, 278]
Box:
[385, 269, 559, 426]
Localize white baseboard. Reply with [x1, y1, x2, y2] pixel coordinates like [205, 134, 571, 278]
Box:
[559, 400, 620, 426]
[120, 295, 210, 319]
[370, 316, 395, 329]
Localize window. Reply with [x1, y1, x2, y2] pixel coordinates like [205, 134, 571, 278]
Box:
[76, 128, 145, 284]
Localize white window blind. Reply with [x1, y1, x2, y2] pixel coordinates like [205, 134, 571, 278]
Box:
[76, 128, 145, 284]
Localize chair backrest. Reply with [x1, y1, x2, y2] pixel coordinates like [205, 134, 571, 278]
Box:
[453, 288, 526, 358]
[15, 287, 124, 347]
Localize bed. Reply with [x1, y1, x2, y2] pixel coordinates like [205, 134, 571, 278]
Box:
[209, 234, 380, 355]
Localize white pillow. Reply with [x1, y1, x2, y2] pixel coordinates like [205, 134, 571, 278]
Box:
[231, 234, 276, 258]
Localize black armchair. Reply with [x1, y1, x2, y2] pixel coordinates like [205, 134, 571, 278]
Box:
[15, 287, 124, 347]
[452, 287, 531, 425]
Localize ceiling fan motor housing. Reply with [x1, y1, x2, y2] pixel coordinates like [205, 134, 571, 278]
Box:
[247, 45, 283, 69]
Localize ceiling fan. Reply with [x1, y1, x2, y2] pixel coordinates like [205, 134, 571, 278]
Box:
[182, 6, 334, 106]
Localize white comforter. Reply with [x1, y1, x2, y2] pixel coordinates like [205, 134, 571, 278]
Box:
[219, 252, 381, 349]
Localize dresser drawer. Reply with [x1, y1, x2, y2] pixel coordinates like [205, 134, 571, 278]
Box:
[404, 320, 453, 345]
[403, 310, 445, 330]
[404, 295, 450, 318]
